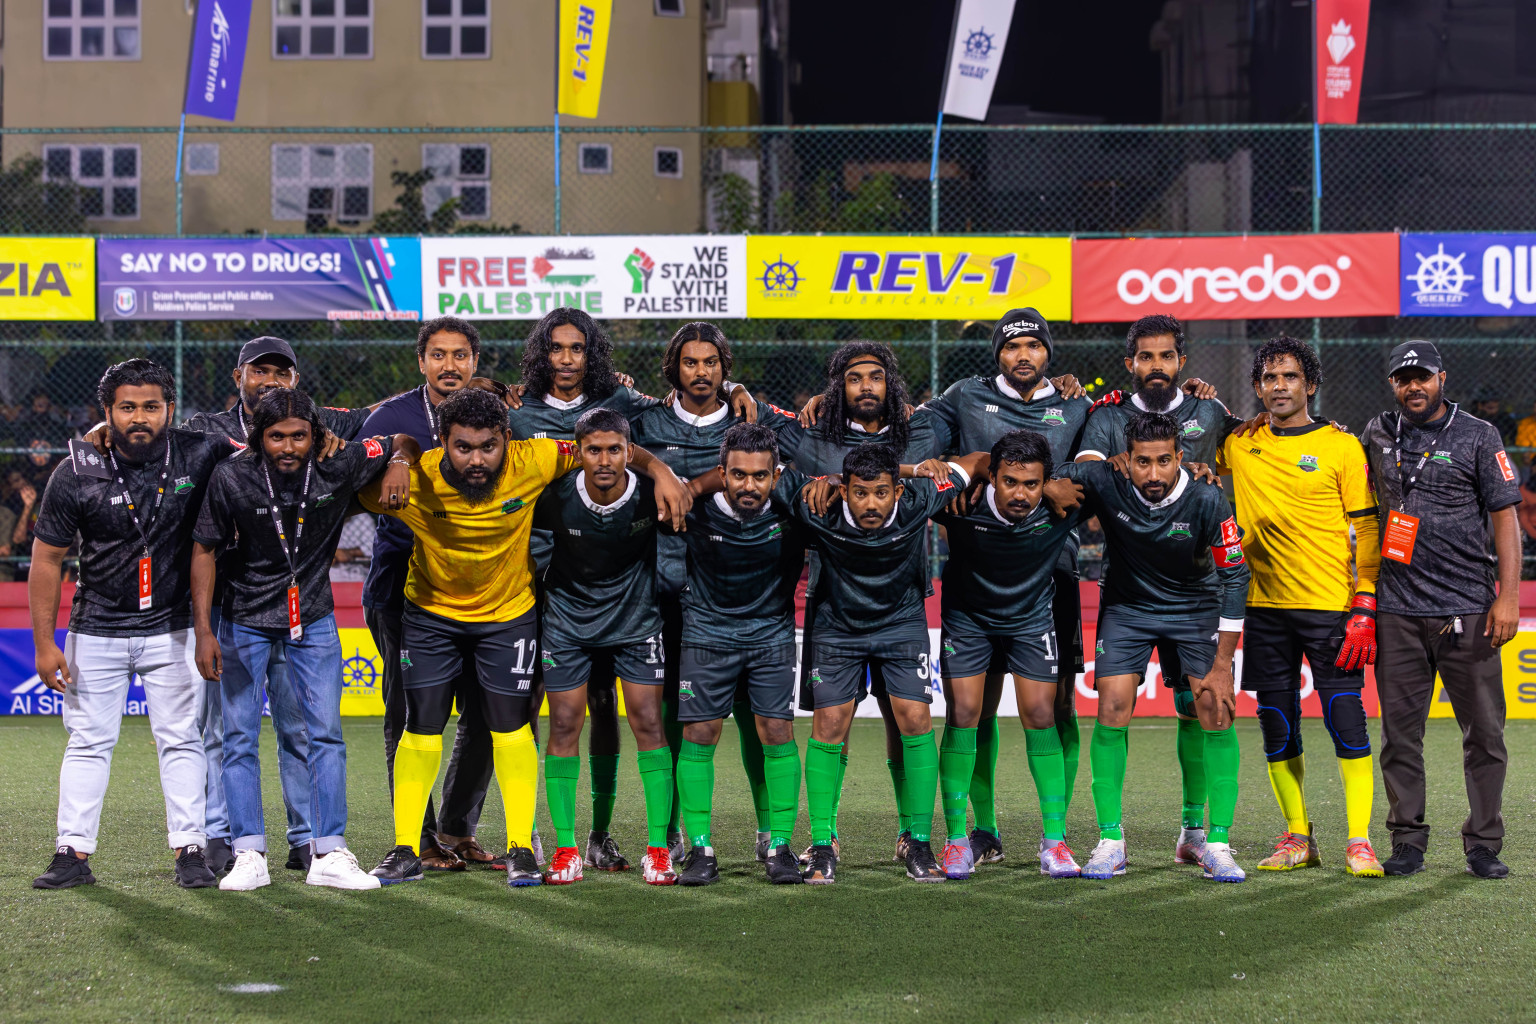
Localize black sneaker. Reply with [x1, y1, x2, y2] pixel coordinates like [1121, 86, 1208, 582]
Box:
[1466, 845, 1509, 879]
[969, 827, 1005, 864]
[205, 837, 233, 876]
[504, 846, 542, 887]
[1382, 843, 1425, 876]
[584, 830, 630, 871]
[679, 847, 720, 887]
[285, 844, 313, 872]
[33, 846, 95, 890]
[370, 845, 424, 885]
[802, 843, 838, 885]
[755, 831, 771, 863]
[765, 844, 804, 885]
[905, 839, 947, 883]
[892, 829, 913, 862]
[174, 845, 218, 888]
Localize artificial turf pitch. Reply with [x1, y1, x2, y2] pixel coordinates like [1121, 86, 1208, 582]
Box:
[1, 716, 1532, 1023]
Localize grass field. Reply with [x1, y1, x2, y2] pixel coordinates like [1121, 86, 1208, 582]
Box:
[2, 715, 1533, 1024]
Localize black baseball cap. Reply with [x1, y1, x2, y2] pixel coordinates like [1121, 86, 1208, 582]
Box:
[238, 336, 297, 369]
[1387, 341, 1442, 377]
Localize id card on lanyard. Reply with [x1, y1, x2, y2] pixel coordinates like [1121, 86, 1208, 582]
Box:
[263, 459, 313, 641]
[108, 443, 171, 611]
[1384, 405, 1455, 565]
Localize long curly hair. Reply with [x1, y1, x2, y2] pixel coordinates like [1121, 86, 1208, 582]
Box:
[815, 341, 910, 454]
[520, 306, 621, 402]
[246, 387, 324, 453]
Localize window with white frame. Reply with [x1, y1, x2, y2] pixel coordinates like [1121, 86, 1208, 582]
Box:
[274, 0, 372, 59]
[422, 144, 490, 219]
[423, 0, 489, 59]
[271, 144, 373, 224]
[578, 144, 612, 174]
[654, 146, 683, 179]
[185, 144, 220, 176]
[45, 0, 141, 60]
[43, 144, 140, 220]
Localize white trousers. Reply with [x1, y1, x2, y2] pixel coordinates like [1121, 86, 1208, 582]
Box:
[56, 629, 207, 854]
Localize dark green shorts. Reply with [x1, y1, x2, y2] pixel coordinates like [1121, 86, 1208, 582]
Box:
[677, 644, 797, 722]
[803, 626, 933, 709]
[1093, 603, 1218, 687]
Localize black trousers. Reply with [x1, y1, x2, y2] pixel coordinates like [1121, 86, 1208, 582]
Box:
[1377, 611, 1507, 855]
[365, 605, 493, 845]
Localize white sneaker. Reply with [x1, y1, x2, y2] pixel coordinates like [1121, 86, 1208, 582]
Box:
[1200, 842, 1247, 883]
[1080, 838, 1128, 879]
[219, 849, 271, 891]
[1038, 837, 1082, 878]
[306, 847, 382, 890]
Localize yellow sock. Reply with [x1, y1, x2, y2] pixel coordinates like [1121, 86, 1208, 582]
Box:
[393, 731, 443, 853]
[1266, 754, 1310, 835]
[1338, 754, 1375, 840]
[492, 725, 538, 852]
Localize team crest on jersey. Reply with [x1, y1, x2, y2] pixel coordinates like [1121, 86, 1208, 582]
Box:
[810, 668, 823, 686]
[1431, 450, 1453, 464]
[173, 476, 194, 494]
[942, 639, 955, 655]
[1296, 454, 1319, 473]
[315, 493, 334, 507]
[767, 523, 783, 538]
[1041, 409, 1066, 425]
[541, 651, 557, 668]
[501, 497, 525, 514]
[400, 650, 412, 668]
[678, 680, 694, 701]
[1028, 522, 1052, 534]
[1181, 419, 1205, 437]
[1168, 522, 1191, 539]
[1095, 639, 1104, 655]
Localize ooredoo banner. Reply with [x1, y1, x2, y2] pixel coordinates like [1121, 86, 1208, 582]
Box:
[1071, 234, 1398, 322]
[421, 235, 745, 319]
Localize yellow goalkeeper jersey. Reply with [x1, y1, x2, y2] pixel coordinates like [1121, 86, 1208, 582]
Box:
[1217, 421, 1378, 611]
[359, 438, 581, 622]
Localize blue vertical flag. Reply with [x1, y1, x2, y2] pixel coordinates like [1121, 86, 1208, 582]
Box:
[183, 0, 252, 121]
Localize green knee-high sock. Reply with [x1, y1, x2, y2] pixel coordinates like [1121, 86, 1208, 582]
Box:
[589, 753, 619, 834]
[662, 696, 684, 833]
[900, 733, 941, 843]
[1058, 711, 1082, 817]
[1024, 727, 1067, 841]
[887, 758, 911, 835]
[762, 741, 801, 849]
[1202, 724, 1240, 844]
[676, 740, 717, 849]
[1089, 724, 1129, 841]
[1176, 716, 1208, 829]
[805, 739, 844, 846]
[734, 702, 770, 832]
[545, 754, 581, 849]
[831, 746, 849, 839]
[939, 726, 978, 841]
[635, 747, 675, 848]
[970, 715, 999, 836]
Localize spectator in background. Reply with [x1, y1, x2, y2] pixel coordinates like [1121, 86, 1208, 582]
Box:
[1472, 388, 1518, 446]
[4, 469, 39, 582]
[329, 514, 374, 583]
[1516, 398, 1536, 472]
[1518, 475, 1536, 580]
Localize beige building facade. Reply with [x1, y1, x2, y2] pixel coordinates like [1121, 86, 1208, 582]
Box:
[5, 1, 708, 234]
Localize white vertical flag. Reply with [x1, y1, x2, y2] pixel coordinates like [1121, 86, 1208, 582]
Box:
[939, 0, 1018, 121]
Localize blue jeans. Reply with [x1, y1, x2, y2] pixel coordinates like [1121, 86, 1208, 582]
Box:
[202, 607, 313, 847]
[220, 614, 348, 856]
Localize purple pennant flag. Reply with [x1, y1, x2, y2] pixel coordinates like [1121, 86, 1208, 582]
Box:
[183, 0, 252, 121]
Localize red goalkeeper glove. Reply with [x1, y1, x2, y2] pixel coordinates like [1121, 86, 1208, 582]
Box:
[1335, 593, 1377, 671]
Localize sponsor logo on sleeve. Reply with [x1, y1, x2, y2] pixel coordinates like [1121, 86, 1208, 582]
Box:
[1497, 449, 1516, 481]
[362, 438, 384, 459]
[556, 440, 577, 457]
[1219, 517, 1240, 545]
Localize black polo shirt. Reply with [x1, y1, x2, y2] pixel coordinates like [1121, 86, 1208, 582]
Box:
[33, 428, 239, 637]
[1360, 403, 1522, 616]
[357, 386, 441, 613]
[183, 402, 371, 446]
[193, 438, 394, 630]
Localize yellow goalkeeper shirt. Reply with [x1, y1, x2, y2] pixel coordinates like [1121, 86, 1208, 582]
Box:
[1217, 421, 1379, 611]
[359, 438, 580, 622]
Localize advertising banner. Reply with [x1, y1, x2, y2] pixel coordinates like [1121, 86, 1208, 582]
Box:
[182, 0, 252, 122]
[1072, 234, 1398, 322]
[0, 237, 95, 320]
[557, 0, 612, 119]
[421, 235, 745, 320]
[1399, 232, 1536, 317]
[1316, 0, 1371, 124]
[939, 0, 1018, 121]
[745, 235, 1071, 320]
[98, 237, 421, 321]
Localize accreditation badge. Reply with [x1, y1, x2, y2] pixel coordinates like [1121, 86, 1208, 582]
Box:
[1382, 511, 1420, 564]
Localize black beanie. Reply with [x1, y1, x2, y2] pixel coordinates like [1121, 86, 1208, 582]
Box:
[991, 307, 1053, 369]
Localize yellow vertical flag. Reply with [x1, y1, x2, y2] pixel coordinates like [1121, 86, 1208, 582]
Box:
[557, 0, 613, 119]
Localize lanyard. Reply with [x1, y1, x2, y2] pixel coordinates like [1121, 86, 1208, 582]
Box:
[1393, 402, 1457, 505]
[260, 458, 314, 584]
[108, 440, 172, 557]
[421, 386, 440, 448]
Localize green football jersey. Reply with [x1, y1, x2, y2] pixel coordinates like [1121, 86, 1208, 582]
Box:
[934, 489, 1083, 634]
[533, 469, 660, 647]
[781, 409, 943, 477]
[1059, 460, 1249, 622]
[790, 473, 957, 639]
[673, 470, 808, 648]
[1078, 391, 1243, 466]
[923, 375, 1091, 465]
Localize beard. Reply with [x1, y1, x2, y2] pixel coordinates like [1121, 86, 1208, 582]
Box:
[441, 453, 505, 505]
[1134, 374, 1177, 412]
[1401, 393, 1445, 426]
[727, 494, 767, 520]
[262, 451, 308, 484]
[108, 424, 166, 464]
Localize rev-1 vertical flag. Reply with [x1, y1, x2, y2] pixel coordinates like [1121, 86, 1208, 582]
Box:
[558, 0, 613, 119]
[939, 0, 1018, 121]
[182, 0, 252, 121]
[1315, 0, 1370, 124]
